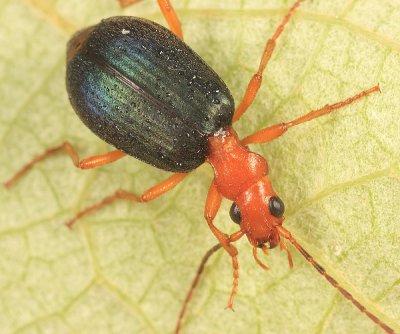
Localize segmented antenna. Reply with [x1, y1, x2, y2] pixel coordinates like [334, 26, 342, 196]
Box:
[277, 225, 395, 334]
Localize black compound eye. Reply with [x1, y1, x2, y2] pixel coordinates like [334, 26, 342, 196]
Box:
[269, 196, 285, 217]
[229, 202, 241, 224]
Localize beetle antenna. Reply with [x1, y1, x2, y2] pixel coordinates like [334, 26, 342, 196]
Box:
[277, 226, 395, 334]
[175, 243, 222, 334]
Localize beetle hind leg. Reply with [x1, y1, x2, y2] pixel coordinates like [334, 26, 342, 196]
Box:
[157, 0, 183, 39]
[118, 0, 183, 40]
[233, 0, 304, 123]
[204, 180, 245, 310]
[3, 142, 126, 188]
[117, 0, 144, 8]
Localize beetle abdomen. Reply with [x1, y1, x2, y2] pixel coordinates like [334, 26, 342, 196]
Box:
[66, 17, 234, 172]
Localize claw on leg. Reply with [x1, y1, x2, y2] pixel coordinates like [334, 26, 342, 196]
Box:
[225, 250, 239, 311]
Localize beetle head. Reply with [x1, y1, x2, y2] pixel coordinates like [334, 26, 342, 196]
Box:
[230, 177, 285, 249]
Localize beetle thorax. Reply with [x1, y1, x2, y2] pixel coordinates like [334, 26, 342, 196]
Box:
[207, 127, 284, 248]
[207, 128, 269, 200]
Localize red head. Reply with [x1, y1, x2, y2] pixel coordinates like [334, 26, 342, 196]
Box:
[229, 176, 285, 249]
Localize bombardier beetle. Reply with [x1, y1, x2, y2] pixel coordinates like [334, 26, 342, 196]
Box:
[4, 0, 395, 333]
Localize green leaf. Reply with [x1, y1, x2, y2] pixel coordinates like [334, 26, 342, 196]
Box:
[0, 1, 399, 333]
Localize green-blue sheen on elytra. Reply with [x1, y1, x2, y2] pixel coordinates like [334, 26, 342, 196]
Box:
[66, 16, 234, 172]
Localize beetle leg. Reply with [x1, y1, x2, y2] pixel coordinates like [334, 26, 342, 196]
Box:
[241, 85, 381, 145]
[65, 172, 188, 228]
[176, 229, 243, 333]
[3, 142, 126, 188]
[204, 180, 236, 253]
[117, 0, 144, 8]
[204, 179, 245, 309]
[233, 0, 304, 123]
[252, 246, 269, 271]
[117, 0, 183, 39]
[157, 0, 183, 39]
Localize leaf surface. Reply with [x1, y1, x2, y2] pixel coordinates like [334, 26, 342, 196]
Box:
[0, 1, 399, 333]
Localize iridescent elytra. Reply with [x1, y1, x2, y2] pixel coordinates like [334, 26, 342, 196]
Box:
[3, 0, 397, 333]
[66, 16, 234, 172]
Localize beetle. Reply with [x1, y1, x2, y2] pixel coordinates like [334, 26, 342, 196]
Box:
[3, 0, 396, 333]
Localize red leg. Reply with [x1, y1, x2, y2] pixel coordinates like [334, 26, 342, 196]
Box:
[204, 180, 245, 309]
[4, 141, 126, 188]
[117, 0, 143, 7]
[66, 172, 188, 228]
[157, 0, 183, 39]
[233, 0, 304, 123]
[242, 85, 381, 145]
[118, 0, 183, 39]
[204, 180, 237, 252]
[175, 229, 244, 333]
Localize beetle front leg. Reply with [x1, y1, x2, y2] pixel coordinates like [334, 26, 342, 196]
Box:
[176, 231, 244, 332]
[205, 180, 237, 253]
[204, 179, 245, 309]
[3, 142, 126, 188]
